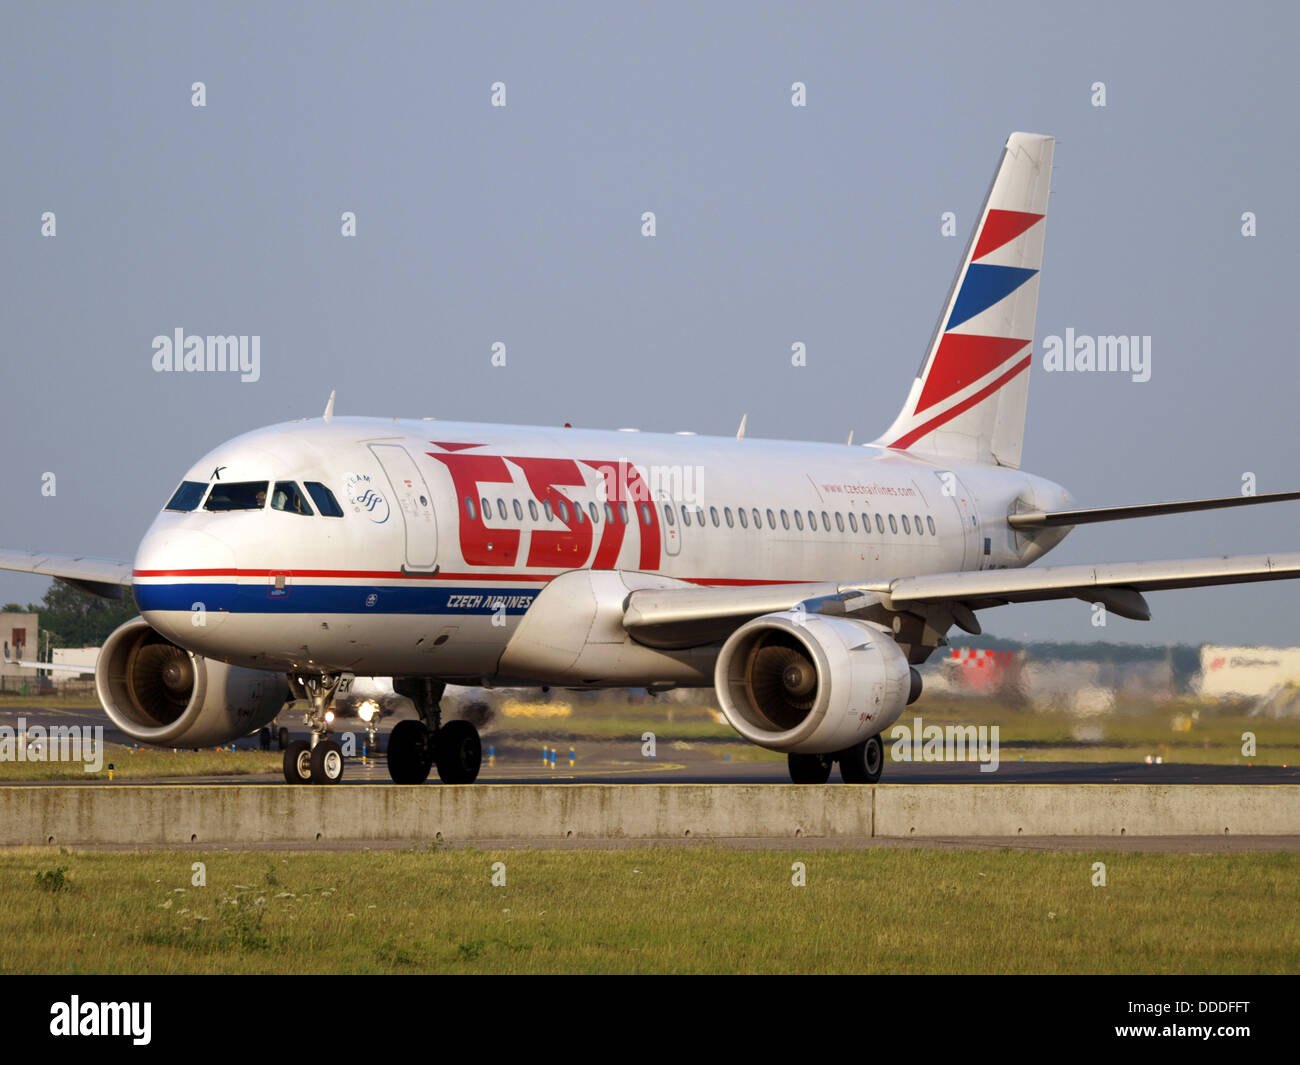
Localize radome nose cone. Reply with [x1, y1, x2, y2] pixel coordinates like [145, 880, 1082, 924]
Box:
[134, 527, 235, 575]
[133, 527, 235, 641]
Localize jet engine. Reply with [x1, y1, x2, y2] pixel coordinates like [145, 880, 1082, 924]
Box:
[95, 617, 288, 747]
[714, 611, 920, 755]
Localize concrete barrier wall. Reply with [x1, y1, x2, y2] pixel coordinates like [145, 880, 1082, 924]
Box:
[0, 784, 1296, 846]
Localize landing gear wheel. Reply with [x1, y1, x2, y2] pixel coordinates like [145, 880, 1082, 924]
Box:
[788, 752, 833, 784]
[436, 719, 482, 784]
[310, 739, 345, 784]
[840, 735, 884, 784]
[284, 740, 312, 784]
[387, 719, 433, 784]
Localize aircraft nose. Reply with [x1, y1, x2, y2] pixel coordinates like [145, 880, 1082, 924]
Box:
[132, 526, 236, 638]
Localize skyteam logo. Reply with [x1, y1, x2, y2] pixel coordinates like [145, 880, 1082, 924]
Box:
[344, 473, 390, 524]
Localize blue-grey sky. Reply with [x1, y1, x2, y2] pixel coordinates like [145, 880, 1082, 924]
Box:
[1, 1, 1296, 645]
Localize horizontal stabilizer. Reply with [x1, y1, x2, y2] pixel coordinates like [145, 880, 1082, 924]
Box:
[1008, 490, 1300, 529]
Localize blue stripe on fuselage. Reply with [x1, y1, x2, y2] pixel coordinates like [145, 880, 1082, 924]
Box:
[134, 582, 543, 615]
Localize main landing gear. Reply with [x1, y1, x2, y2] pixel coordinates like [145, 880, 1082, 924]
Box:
[787, 734, 885, 785]
[386, 678, 483, 785]
[282, 673, 348, 785]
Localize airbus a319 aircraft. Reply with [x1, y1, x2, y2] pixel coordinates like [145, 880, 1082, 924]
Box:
[6, 132, 1300, 786]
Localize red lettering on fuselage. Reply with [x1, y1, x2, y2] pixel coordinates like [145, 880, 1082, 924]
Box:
[426, 448, 662, 571]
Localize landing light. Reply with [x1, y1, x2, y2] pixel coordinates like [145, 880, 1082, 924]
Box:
[358, 699, 379, 723]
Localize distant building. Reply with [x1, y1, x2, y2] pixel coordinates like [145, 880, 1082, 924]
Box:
[1196, 646, 1300, 699]
[0, 611, 41, 691]
[51, 647, 100, 679]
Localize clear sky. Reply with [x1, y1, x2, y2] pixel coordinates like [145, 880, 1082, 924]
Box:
[1, 1, 1296, 645]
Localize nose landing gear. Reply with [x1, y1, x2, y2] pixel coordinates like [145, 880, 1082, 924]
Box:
[281, 673, 350, 785]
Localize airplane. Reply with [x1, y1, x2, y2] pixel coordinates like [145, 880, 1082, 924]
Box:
[5, 130, 1300, 786]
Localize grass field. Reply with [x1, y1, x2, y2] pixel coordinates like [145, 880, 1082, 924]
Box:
[1, 847, 1296, 974]
[0, 743, 282, 781]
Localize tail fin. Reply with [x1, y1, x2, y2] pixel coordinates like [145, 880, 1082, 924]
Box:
[876, 132, 1054, 468]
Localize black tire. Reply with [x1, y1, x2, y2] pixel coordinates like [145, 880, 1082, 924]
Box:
[310, 739, 345, 784]
[436, 719, 482, 784]
[788, 751, 833, 784]
[277, 726, 290, 751]
[283, 740, 312, 784]
[387, 719, 433, 784]
[840, 735, 885, 784]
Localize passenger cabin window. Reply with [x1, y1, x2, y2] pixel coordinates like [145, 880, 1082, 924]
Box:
[710, 507, 720, 528]
[529, 500, 539, 521]
[543, 501, 554, 521]
[848, 513, 858, 532]
[927, 515, 937, 535]
[663, 503, 675, 526]
[781, 510, 790, 530]
[766, 508, 776, 529]
[497, 498, 508, 520]
[618, 503, 629, 524]
[304, 482, 344, 517]
[835, 512, 844, 532]
[574, 501, 585, 523]
[807, 511, 817, 531]
[464, 497, 477, 520]
[513, 500, 524, 520]
[589, 502, 600, 523]
[271, 482, 314, 515]
[681, 506, 691, 527]
[901, 515, 911, 534]
[875, 514, 884, 534]
[724, 507, 734, 528]
[738, 508, 748, 529]
[752, 508, 761, 528]
[793, 511, 804, 531]
[888, 514, 898, 534]
[204, 481, 269, 512]
[640, 503, 652, 526]
[914, 514, 923, 534]
[165, 481, 207, 512]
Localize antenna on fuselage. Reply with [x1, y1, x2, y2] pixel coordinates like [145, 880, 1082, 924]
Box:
[846, 430, 854, 445]
[736, 414, 747, 440]
[322, 390, 336, 423]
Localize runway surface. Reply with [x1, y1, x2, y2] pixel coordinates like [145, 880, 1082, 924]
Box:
[4, 705, 1296, 786]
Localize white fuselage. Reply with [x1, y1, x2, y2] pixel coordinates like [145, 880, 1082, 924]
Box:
[132, 417, 1072, 681]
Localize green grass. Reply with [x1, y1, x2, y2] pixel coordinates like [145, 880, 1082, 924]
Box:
[0, 847, 1296, 974]
[0, 743, 282, 781]
[0, 694, 100, 708]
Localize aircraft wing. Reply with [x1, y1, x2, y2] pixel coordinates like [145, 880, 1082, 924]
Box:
[623, 552, 1300, 646]
[0, 549, 132, 599]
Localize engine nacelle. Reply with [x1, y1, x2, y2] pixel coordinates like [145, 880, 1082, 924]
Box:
[714, 611, 919, 755]
[95, 618, 288, 747]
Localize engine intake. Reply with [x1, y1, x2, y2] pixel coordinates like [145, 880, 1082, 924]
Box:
[714, 611, 918, 754]
[96, 617, 287, 747]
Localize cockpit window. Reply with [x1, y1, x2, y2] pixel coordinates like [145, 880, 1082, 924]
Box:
[304, 482, 344, 517]
[164, 481, 207, 512]
[204, 481, 269, 511]
[271, 482, 314, 515]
